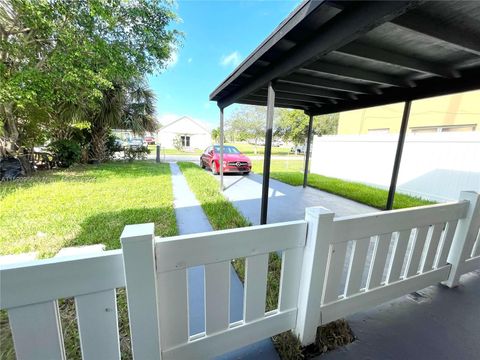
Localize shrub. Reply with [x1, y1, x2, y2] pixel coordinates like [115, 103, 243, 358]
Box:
[124, 145, 150, 161]
[48, 140, 81, 168]
[173, 135, 183, 151]
[106, 134, 124, 159]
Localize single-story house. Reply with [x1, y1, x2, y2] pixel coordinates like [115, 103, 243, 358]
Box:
[157, 116, 212, 150]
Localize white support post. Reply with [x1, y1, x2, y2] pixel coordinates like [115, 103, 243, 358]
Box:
[121, 223, 162, 359]
[443, 191, 480, 288]
[295, 206, 335, 346]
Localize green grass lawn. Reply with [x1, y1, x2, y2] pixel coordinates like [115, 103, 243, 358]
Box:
[227, 142, 293, 156]
[0, 161, 177, 360]
[178, 162, 250, 230]
[0, 161, 177, 258]
[251, 158, 434, 210]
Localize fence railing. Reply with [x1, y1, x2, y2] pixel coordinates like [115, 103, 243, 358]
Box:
[0, 250, 125, 359]
[1, 191, 479, 359]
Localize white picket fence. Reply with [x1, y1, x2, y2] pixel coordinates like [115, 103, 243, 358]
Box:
[1, 191, 479, 359]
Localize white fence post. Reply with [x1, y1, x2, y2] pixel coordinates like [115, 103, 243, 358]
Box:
[121, 223, 162, 359]
[443, 191, 480, 288]
[295, 207, 335, 346]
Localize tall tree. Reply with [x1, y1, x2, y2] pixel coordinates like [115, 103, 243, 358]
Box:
[226, 106, 270, 154]
[0, 0, 180, 167]
[274, 109, 339, 145]
[90, 79, 158, 161]
[211, 128, 220, 143]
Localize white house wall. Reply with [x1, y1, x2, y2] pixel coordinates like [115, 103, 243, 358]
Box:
[157, 117, 212, 149]
[310, 132, 480, 202]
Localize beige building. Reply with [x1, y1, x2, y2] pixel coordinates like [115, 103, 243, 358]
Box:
[337, 90, 480, 135]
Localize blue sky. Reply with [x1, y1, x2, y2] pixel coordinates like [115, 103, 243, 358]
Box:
[148, 0, 300, 127]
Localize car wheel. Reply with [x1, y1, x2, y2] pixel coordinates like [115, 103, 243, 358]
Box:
[212, 162, 218, 175]
[244, 171, 250, 176]
[200, 158, 205, 169]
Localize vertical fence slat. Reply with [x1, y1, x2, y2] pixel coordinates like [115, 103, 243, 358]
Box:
[295, 207, 334, 346]
[120, 223, 162, 359]
[406, 226, 429, 277]
[422, 223, 444, 271]
[444, 192, 480, 287]
[323, 242, 348, 303]
[158, 269, 189, 348]
[387, 230, 411, 283]
[205, 261, 230, 335]
[75, 289, 120, 360]
[437, 220, 458, 267]
[279, 247, 303, 312]
[244, 254, 269, 323]
[345, 237, 370, 296]
[367, 233, 392, 289]
[9, 301, 65, 360]
[472, 226, 480, 257]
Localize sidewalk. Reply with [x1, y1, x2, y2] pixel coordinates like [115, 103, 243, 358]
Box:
[169, 162, 280, 360]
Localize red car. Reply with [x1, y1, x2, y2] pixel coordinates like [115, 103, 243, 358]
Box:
[200, 145, 252, 175]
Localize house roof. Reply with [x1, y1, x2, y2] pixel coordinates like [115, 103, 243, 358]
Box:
[210, 0, 480, 115]
[159, 116, 212, 134]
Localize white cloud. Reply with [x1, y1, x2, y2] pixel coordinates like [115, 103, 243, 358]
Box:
[220, 51, 242, 67]
[188, 58, 193, 63]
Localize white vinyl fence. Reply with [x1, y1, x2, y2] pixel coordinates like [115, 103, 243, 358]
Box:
[310, 132, 480, 202]
[1, 192, 479, 359]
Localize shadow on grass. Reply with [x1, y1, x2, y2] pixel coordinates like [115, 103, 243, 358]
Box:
[68, 206, 177, 251]
[0, 205, 177, 360]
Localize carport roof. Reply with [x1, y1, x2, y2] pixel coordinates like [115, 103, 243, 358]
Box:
[210, 0, 480, 115]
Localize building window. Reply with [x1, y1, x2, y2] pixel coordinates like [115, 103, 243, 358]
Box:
[410, 124, 477, 133]
[181, 135, 191, 147]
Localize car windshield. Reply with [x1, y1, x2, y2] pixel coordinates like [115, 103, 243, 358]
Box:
[214, 146, 241, 154]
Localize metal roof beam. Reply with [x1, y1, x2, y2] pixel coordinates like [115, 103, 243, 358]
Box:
[251, 90, 330, 104]
[239, 98, 311, 110]
[303, 61, 414, 87]
[336, 42, 458, 78]
[308, 66, 480, 116]
[216, 1, 417, 107]
[270, 82, 355, 100]
[392, 13, 480, 57]
[280, 73, 381, 94]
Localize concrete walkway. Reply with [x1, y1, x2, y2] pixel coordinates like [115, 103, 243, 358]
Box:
[219, 173, 377, 225]
[169, 162, 279, 359]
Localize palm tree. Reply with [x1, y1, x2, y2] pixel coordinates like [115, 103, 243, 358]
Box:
[89, 79, 157, 162]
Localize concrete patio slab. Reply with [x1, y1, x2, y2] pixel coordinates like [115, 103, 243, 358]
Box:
[318, 270, 480, 360]
[169, 162, 279, 359]
[218, 172, 377, 225]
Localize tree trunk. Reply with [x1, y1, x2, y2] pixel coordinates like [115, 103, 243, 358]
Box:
[1, 102, 33, 175]
[90, 122, 108, 162]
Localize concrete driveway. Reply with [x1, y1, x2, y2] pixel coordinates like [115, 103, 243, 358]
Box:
[216, 172, 377, 225]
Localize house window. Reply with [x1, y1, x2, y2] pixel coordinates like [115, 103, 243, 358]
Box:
[410, 124, 476, 133]
[181, 135, 190, 147]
